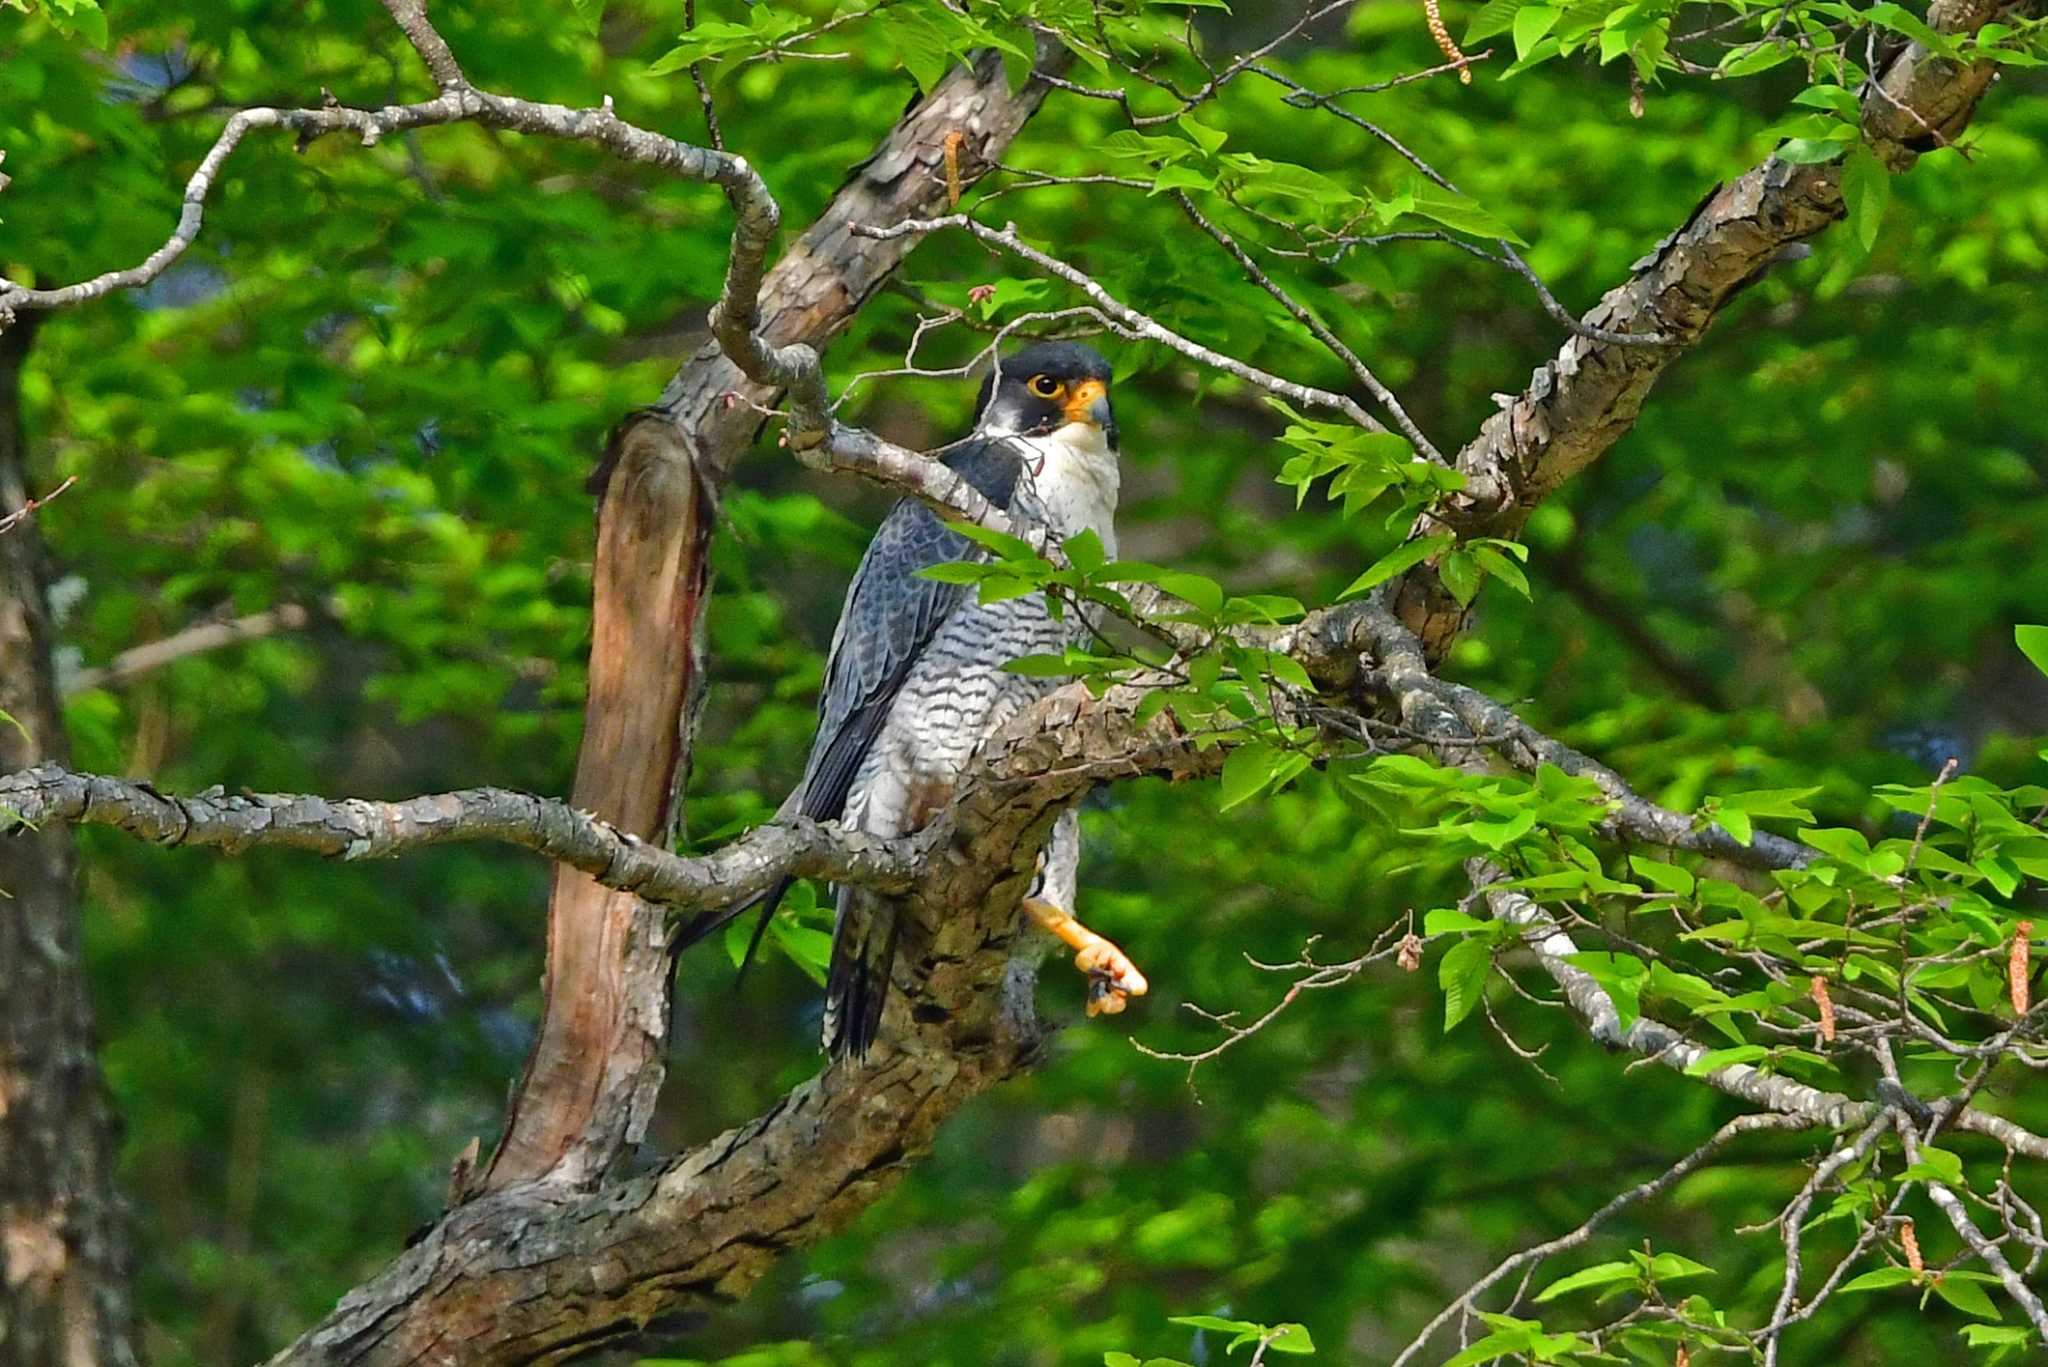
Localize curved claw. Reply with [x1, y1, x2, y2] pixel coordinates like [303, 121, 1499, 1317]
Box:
[1022, 896, 1148, 1018]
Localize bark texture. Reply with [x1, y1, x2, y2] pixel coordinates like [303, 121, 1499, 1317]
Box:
[1391, 0, 2026, 656]
[476, 42, 1070, 1195]
[650, 44, 1067, 481]
[477, 418, 714, 1191]
[0, 321, 138, 1365]
[1, 0, 2029, 1360]
[261, 683, 1210, 1367]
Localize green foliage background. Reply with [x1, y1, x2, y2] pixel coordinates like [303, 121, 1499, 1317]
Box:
[3, 0, 2047, 1362]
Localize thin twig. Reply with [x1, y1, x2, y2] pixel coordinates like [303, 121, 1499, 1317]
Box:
[0, 475, 78, 535]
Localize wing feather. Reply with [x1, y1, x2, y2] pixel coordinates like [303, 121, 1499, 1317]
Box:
[671, 438, 1021, 958]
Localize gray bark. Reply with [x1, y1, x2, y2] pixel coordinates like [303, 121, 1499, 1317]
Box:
[0, 320, 139, 1365]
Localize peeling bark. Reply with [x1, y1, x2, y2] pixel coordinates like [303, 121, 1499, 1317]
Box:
[471, 45, 1070, 1200]
[262, 683, 1209, 1367]
[0, 321, 138, 1365]
[477, 418, 715, 1192]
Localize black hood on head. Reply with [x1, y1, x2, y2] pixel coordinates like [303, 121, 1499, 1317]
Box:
[973, 342, 1116, 445]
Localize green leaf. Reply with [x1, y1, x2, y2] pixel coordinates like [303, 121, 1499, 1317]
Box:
[1645, 1252, 1714, 1282]
[1791, 84, 1863, 119]
[1712, 806, 1754, 846]
[1533, 1260, 1638, 1302]
[1262, 1323, 1316, 1354]
[1842, 145, 1890, 252]
[1062, 527, 1106, 574]
[1152, 164, 1218, 196]
[768, 917, 832, 985]
[1932, 1273, 2002, 1321]
[1683, 1044, 1770, 1076]
[1442, 1331, 1531, 1367]
[1466, 0, 1529, 42]
[1438, 549, 1483, 606]
[1439, 936, 1491, 1031]
[1338, 534, 1453, 600]
[1721, 787, 1821, 821]
[570, 0, 606, 36]
[1513, 4, 1561, 57]
[1175, 115, 1228, 155]
[1400, 180, 1530, 246]
[1841, 1266, 1918, 1292]
[1220, 741, 1283, 811]
[1779, 135, 1856, 165]
[976, 574, 1040, 605]
[1471, 546, 1531, 598]
[1865, 1, 1954, 54]
[2018, 625, 2048, 679]
[1721, 43, 1798, 77]
[948, 520, 1037, 562]
[1001, 654, 1082, 677]
[1905, 1144, 1964, 1186]
[1101, 562, 1226, 616]
[916, 561, 995, 585]
[1629, 855, 1695, 896]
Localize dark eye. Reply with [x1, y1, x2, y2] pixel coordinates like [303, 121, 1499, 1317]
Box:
[1027, 374, 1062, 399]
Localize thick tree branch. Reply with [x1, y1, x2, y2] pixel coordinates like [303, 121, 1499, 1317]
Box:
[255, 680, 1215, 1366]
[644, 41, 1075, 481]
[0, 764, 919, 910]
[1388, 0, 2031, 656]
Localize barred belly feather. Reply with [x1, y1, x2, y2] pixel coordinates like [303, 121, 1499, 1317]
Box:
[823, 421, 1118, 1055]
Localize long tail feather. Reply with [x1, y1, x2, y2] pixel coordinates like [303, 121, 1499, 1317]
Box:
[823, 889, 901, 1059]
[670, 875, 793, 967]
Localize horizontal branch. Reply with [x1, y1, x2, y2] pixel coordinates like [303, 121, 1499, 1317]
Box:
[0, 764, 917, 912]
[264, 676, 1220, 1365]
[1326, 599, 2048, 1154]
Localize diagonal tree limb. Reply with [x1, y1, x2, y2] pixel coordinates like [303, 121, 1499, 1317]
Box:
[249, 680, 1215, 1366]
[1390, 1111, 1813, 1367]
[61, 605, 309, 695]
[1388, 0, 2032, 657]
[642, 39, 1075, 482]
[1354, 599, 2048, 1153]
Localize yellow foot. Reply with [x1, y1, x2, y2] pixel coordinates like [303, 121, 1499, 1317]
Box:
[1021, 897, 1149, 1016]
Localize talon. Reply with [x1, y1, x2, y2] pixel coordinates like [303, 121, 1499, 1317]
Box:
[1074, 940, 1148, 998]
[1023, 896, 1149, 1015]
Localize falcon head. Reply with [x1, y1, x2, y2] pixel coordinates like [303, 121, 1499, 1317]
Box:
[975, 341, 1117, 450]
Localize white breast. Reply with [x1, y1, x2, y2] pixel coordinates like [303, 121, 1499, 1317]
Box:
[1015, 424, 1120, 559]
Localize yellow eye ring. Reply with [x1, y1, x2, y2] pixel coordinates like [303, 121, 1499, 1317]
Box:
[1027, 374, 1063, 399]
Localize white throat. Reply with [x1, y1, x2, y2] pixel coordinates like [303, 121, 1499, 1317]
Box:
[1000, 423, 1121, 557]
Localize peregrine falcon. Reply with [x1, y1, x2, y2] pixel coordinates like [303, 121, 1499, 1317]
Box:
[678, 341, 1147, 1057]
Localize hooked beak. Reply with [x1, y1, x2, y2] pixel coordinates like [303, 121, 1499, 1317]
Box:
[1062, 378, 1116, 447]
